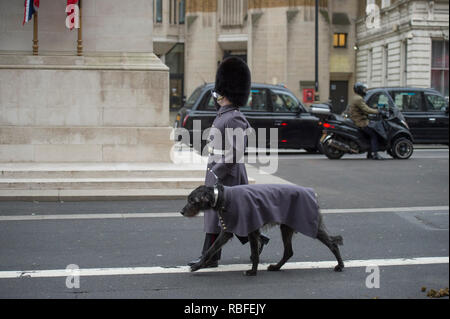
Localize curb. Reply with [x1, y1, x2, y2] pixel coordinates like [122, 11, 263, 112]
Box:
[0, 189, 192, 202]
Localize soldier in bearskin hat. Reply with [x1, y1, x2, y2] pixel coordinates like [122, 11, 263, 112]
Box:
[188, 56, 270, 268]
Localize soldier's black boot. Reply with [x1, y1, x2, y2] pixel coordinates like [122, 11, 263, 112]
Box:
[188, 233, 220, 267]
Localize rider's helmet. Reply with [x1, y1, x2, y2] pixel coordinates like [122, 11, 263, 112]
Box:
[354, 82, 368, 97]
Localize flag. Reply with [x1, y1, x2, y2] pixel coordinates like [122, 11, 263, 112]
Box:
[66, 0, 79, 30]
[23, 0, 39, 25]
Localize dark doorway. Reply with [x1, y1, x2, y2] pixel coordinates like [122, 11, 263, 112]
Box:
[166, 43, 185, 110]
[223, 51, 247, 63]
[330, 81, 349, 114]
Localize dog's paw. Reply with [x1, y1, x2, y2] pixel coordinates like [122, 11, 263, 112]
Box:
[244, 270, 257, 276]
[334, 264, 344, 272]
[267, 264, 281, 272]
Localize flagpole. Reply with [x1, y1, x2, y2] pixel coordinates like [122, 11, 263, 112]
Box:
[77, 0, 83, 56]
[33, 11, 38, 55]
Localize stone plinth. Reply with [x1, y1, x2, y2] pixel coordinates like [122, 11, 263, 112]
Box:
[0, 54, 173, 162]
[0, 0, 174, 163]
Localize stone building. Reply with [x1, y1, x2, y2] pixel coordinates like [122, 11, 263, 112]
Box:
[355, 0, 449, 97]
[154, 0, 360, 114]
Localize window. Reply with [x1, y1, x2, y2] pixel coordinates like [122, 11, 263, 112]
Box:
[240, 89, 270, 112]
[389, 91, 424, 112]
[169, 0, 175, 24]
[184, 87, 203, 109]
[431, 40, 449, 97]
[333, 33, 347, 48]
[179, 0, 185, 24]
[271, 90, 301, 113]
[169, 0, 185, 25]
[202, 93, 217, 111]
[154, 0, 163, 23]
[367, 93, 390, 109]
[425, 94, 448, 112]
[201, 89, 270, 112]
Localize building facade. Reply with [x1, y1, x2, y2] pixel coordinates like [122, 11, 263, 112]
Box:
[154, 0, 360, 114]
[355, 0, 449, 97]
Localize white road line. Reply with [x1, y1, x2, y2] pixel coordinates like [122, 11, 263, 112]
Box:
[0, 212, 182, 221]
[0, 206, 448, 221]
[0, 257, 447, 279]
[322, 206, 449, 214]
[274, 155, 449, 160]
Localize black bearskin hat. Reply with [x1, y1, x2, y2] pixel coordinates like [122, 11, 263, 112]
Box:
[214, 57, 251, 107]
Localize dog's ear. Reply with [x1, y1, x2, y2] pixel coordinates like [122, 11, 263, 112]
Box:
[200, 187, 215, 203]
[193, 196, 201, 203]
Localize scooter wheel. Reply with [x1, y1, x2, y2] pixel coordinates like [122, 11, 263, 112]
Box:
[322, 142, 345, 160]
[391, 137, 414, 160]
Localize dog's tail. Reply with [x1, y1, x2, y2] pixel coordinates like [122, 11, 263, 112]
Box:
[330, 235, 344, 246]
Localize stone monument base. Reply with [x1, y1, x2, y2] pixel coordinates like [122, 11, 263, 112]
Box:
[0, 53, 173, 163]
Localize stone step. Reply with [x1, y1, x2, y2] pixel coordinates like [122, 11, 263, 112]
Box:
[0, 169, 205, 179]
[0, 177, 205, 190]
[0, 162, 256, 201]
[0, 163, 205, 179]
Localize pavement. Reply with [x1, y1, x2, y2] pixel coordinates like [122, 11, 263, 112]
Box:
[0, 148, 448, 300]
[0, 144, 446, 202]
[0, 146, 288, 202]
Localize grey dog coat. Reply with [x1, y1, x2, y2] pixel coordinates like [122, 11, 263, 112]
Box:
[220, 184, 320, 238]
[204, 105, 250, 234]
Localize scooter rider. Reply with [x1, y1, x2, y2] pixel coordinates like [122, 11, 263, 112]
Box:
[349, 82, 385, 160]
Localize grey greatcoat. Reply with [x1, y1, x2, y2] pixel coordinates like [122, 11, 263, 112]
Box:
[204, 105, 250, 234]
[221, 184, 320, 238]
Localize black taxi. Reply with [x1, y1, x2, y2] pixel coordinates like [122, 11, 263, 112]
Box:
[366, 87, 448, 145]
[174, 83, 324, 152]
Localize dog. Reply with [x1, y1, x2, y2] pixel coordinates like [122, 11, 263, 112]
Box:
[181, 183, 344, 276]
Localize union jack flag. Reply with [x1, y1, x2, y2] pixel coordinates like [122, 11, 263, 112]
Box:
[23, 0, 39, 25]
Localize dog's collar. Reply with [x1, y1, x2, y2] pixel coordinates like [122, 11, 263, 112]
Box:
[213, 186, 219, 208]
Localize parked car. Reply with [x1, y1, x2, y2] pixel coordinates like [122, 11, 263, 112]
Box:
[365, 88, 449, 145]
[174, 83, 325, 152]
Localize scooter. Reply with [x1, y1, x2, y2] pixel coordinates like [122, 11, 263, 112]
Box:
[318, 107, 414, 160]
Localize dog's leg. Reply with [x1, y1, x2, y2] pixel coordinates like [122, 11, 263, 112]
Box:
[245, 230, 260, 276]
[268, 224, 294, 271]
[316, 215, 345, 272]
[190, 231, 233, 272]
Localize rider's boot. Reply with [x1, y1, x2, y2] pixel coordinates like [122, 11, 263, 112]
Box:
[372, 152, 385, 160]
